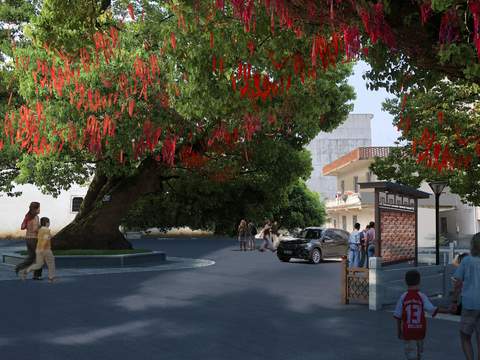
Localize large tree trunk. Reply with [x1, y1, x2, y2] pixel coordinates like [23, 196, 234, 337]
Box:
[52, 159, 165, 250]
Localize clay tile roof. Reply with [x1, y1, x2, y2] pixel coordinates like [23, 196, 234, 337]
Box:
[322, 147, 391, 176]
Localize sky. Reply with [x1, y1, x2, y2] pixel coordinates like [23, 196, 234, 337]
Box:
[347, 61, 400, 146]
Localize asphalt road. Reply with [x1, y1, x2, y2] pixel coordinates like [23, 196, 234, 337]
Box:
[0, 237, 460, 360]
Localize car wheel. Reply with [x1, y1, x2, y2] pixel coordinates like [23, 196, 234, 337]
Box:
[277, 255, 291, 262]
[310, 248, 322, 264]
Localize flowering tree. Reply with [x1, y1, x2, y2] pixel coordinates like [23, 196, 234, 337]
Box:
[213, 0, 480, 173]
[372, 80, 480, 205]
[5, 0, 480, 248]
[251, 0, 480, 200]
[0, 0, 353, 249]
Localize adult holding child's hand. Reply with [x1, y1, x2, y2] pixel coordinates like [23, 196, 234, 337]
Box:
[15, 202, 43, 280]
[452, 234, 480, 360]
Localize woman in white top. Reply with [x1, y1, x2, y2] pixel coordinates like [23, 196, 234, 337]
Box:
[15, 202, 43, 280]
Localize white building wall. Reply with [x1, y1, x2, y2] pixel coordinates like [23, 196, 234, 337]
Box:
[324, 158, 477, 248]
[416, 183, 479, 248]
[417, 207, 436, 249]
[448, 199, 478, 237]
[327, 209, 374, 232]
[337, 165, 378, 193]
[306, 114, 372, 200]
[0, 184, 88, 238]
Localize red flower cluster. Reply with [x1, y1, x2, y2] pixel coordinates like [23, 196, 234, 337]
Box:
[3, 26, 167, 160]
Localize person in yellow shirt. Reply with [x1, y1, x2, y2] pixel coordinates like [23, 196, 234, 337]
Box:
[21, 217, 56, 282]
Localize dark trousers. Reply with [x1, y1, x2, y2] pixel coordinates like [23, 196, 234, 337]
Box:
[15, 238, 42, 278]
[359, 247, 366, 267]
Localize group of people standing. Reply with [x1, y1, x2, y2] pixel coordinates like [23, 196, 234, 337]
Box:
[237, 219, 257, 251]
[15, 202, 56, 282]
[348, 221, 376, 268]
[237, 219, 280, 252]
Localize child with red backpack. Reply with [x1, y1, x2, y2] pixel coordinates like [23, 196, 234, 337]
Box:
[393, 270, 447, 360]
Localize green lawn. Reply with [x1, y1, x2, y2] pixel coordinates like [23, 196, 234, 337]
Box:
[18, 249, 152, 256]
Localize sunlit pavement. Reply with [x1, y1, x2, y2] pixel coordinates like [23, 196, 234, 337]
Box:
[0, 237, 459, 360]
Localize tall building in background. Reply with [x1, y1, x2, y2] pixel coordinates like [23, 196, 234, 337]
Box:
[306, 113, 372, 199]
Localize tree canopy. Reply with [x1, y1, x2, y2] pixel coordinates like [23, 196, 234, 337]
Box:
[372, 79, 480, 205]
[0, 1, 355, 247]
[1, 1, 353, 191]
[4, 1, 480, 246]
[124, 174, 326, 235]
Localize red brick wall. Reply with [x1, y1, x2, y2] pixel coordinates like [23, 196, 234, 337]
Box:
[380, 211, 416, 264]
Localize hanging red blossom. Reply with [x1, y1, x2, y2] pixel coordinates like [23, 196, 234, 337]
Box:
[162, 135, 177, 166]
[439, 9, 461, 44]
[247, 40, 255, 56]
[170, 32, 177, 49]
[420, 1, 432, 25]
[437, 111, 443, 125]
[128, 99, 135, 117]
[127, 3, 135, 20]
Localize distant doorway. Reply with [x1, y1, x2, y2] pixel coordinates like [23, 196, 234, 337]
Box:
[440, 217, 448, 235]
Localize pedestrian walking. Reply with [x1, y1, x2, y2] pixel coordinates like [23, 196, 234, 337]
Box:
[348, 223, 361, 268]
[21, 217, 56, 283]
[259, 220, 274, 252]
[452, 252, 469, 316]
[271, 221, 280, 249]
[451, 233, 480, 360]
[15, 202, 43, 280]
[393, 270, 447, 360]
[238, 219, 248, 251]
[247, 221, 257, 251]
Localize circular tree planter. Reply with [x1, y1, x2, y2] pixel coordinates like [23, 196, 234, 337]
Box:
[2, 248, 166, 268]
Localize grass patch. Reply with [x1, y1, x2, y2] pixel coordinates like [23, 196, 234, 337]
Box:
[18, 249, 152, 256]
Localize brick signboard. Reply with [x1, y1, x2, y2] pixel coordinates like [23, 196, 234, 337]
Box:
[380, 211, 416, 264]
[360, 181, 430, 267]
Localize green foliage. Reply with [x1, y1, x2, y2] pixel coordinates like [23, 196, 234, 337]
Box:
[123, 170, 326, 235]
[123, 141, 314, 234]
[1, 1, 354, 242]
[273, 180, 326, 231]
[372, 79, 480, 205]
[0, 0, 38, 59]
[431, 0, 454, 12]
[15, 154, 93, 196]
[0, 0, 353, 195]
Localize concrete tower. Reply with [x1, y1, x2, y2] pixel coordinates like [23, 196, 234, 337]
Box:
[306, 113, 373, 199]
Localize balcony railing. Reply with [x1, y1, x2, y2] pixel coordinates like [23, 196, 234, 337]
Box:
[358, 147, 391, 159]
[325, 192, 362, 208]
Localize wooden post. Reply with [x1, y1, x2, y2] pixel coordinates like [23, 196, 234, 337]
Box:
[341, 256, 348, 304]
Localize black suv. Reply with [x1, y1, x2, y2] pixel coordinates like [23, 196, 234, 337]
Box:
[276, 227, 350, 264]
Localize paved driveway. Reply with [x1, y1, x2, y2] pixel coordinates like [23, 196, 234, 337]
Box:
[0, 237, 459, 360]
